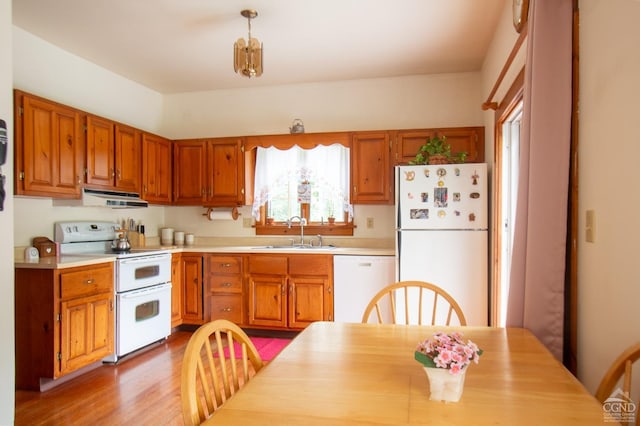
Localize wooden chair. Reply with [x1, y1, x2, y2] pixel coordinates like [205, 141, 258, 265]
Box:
[181, 319, 264, 426]
[595, 342, 640, 425]
[361, 280, 467, 326]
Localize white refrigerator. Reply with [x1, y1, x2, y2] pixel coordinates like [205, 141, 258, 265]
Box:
[396, 163, 488, 326]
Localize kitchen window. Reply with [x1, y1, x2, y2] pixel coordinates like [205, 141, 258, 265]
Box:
[252, 144, 353, 234]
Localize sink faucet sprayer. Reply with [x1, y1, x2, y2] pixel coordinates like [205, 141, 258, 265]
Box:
[287, 216, 307, 245]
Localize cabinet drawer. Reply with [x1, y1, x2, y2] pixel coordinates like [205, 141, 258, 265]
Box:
[209, 294, 243, 323]
[60, 264, 113, 299]
[249, 255, 288, 275]
[209, 275, 242, 293]
[207, 255, 242, 274]
[289, 255, 330, 276]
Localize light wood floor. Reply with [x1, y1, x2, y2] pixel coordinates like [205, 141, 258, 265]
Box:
[15, 331, 194, 426]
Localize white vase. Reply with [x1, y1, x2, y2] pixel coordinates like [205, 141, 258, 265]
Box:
[423, 367, 467, 402]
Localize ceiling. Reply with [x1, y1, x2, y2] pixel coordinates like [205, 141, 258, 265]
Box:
[12, 0, 505, 94]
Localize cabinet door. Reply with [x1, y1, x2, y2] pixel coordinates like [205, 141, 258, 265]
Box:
[248, 274, 287, 328]
[206, 138, 245, 206]
[114, 124, 141, 193]
[173, 140, 207, 205]
[171, 254, 182, 328]
[16, 92, 83, 197]
[395, 127, 485, 165]
[86, 115, 115, 188]
[142, 133, 172, 204]
[436, 127, 484, 163]
[395, 129, 437, 165]
[59, 293, 114, 375]
[351, 131, 392, 204]
[288, 276, 332, 329]
[181, 255, 203, 324]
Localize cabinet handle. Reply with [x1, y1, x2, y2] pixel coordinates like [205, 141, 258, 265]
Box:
[110, 168, 115, 178]
[221, 307, 232, 312]
[117, 170, 121, 179]
[76, 175, 81, 185]
[143, 185, 147, 193]
[220, 282, 232, 287]
[193, 278, 198, 284]
[85, 279, 95, 285]
[201, 188, 205, 196]
[220, 263, 232, 268]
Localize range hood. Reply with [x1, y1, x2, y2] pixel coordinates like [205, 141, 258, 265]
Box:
[54, 188, 149, 209]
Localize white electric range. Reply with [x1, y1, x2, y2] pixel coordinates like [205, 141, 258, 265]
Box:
[55, 221, 172, 362]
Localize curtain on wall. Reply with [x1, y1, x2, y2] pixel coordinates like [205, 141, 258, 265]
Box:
[506, 0, 573, 360]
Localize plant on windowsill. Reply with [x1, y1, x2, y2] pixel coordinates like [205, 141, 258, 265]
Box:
[408, 135, 467, 165]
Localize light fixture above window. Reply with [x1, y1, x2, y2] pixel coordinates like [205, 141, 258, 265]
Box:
[234, 9, 263, 78]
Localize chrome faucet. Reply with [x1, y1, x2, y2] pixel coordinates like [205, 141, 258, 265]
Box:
[287, 215, 307, 245]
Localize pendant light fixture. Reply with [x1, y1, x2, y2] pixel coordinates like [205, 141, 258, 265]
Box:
[234, 9, 263, 78]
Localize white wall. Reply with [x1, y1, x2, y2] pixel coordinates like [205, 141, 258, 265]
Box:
[13, 27, 164, 134]
[0, 0, 15, 423]
[161, 73, 484, 139]
[578, 0, 640, 396]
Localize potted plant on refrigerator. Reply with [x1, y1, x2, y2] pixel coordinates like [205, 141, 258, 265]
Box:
[409, 135, 467, 165]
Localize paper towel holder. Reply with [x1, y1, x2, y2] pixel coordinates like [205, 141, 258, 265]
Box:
[203, 206, 240, 221]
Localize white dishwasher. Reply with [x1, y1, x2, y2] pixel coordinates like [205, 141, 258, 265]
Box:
[333, 255, 396, 323]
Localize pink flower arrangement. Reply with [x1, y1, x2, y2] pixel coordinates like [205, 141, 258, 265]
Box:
[414, 331, 483, 375]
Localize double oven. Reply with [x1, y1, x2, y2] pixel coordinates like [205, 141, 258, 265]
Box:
[55, 221, 172, 362]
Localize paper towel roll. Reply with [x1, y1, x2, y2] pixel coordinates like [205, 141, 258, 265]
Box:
[206, 207, 239, 221]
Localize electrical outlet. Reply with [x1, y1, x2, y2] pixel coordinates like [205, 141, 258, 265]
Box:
[585, 209, 595, 243]
[243, 218, 252, 228]
[366, 217, 374, 229]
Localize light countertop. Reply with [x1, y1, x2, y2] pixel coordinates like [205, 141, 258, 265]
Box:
[15, 246, 394, 269]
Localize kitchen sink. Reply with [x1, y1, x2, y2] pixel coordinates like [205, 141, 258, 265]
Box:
[251, 245, 336, 250]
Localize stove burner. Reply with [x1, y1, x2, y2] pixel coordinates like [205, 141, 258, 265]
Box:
[111, 247, 131, 253]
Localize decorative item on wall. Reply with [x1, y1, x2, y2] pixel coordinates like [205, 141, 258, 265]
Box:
[234, 9, 263, 78]
[289, 118, 305, 134]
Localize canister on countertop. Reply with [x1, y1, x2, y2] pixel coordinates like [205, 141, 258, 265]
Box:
[174, 231, 185, 246]
[185, 233, 195, 245]
[161, 228, 174, 246]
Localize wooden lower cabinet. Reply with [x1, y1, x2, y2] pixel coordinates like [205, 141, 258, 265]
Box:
[171, 253, 182, 328]
[15, 262, 114, 390]
[206, 254, 244, 324]
[181, 255, 204, 324]
[248, 254, 333, 330]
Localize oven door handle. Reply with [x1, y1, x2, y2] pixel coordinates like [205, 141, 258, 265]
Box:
[118, 253, 171, 265]
[120, 282, 172, 299]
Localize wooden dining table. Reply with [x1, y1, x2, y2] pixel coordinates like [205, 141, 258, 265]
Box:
[205, 322, 606, 425]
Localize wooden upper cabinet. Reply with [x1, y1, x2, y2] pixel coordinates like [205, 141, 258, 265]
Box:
[173, 139, 207, 205]
[394, 127, 485, 165]
[207, 137, 244, 206]
[114, 124, 142, 192]
[173, 137, 244, 206]
[14, 90, 84, 198]
[85, 115, 115, 189]
[394, 129, 437, 165]
[437, 127, 484, 163]
[142, 132, 172, 204]
[86, 116, 141, 193]
[351, 131, 393, 204]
